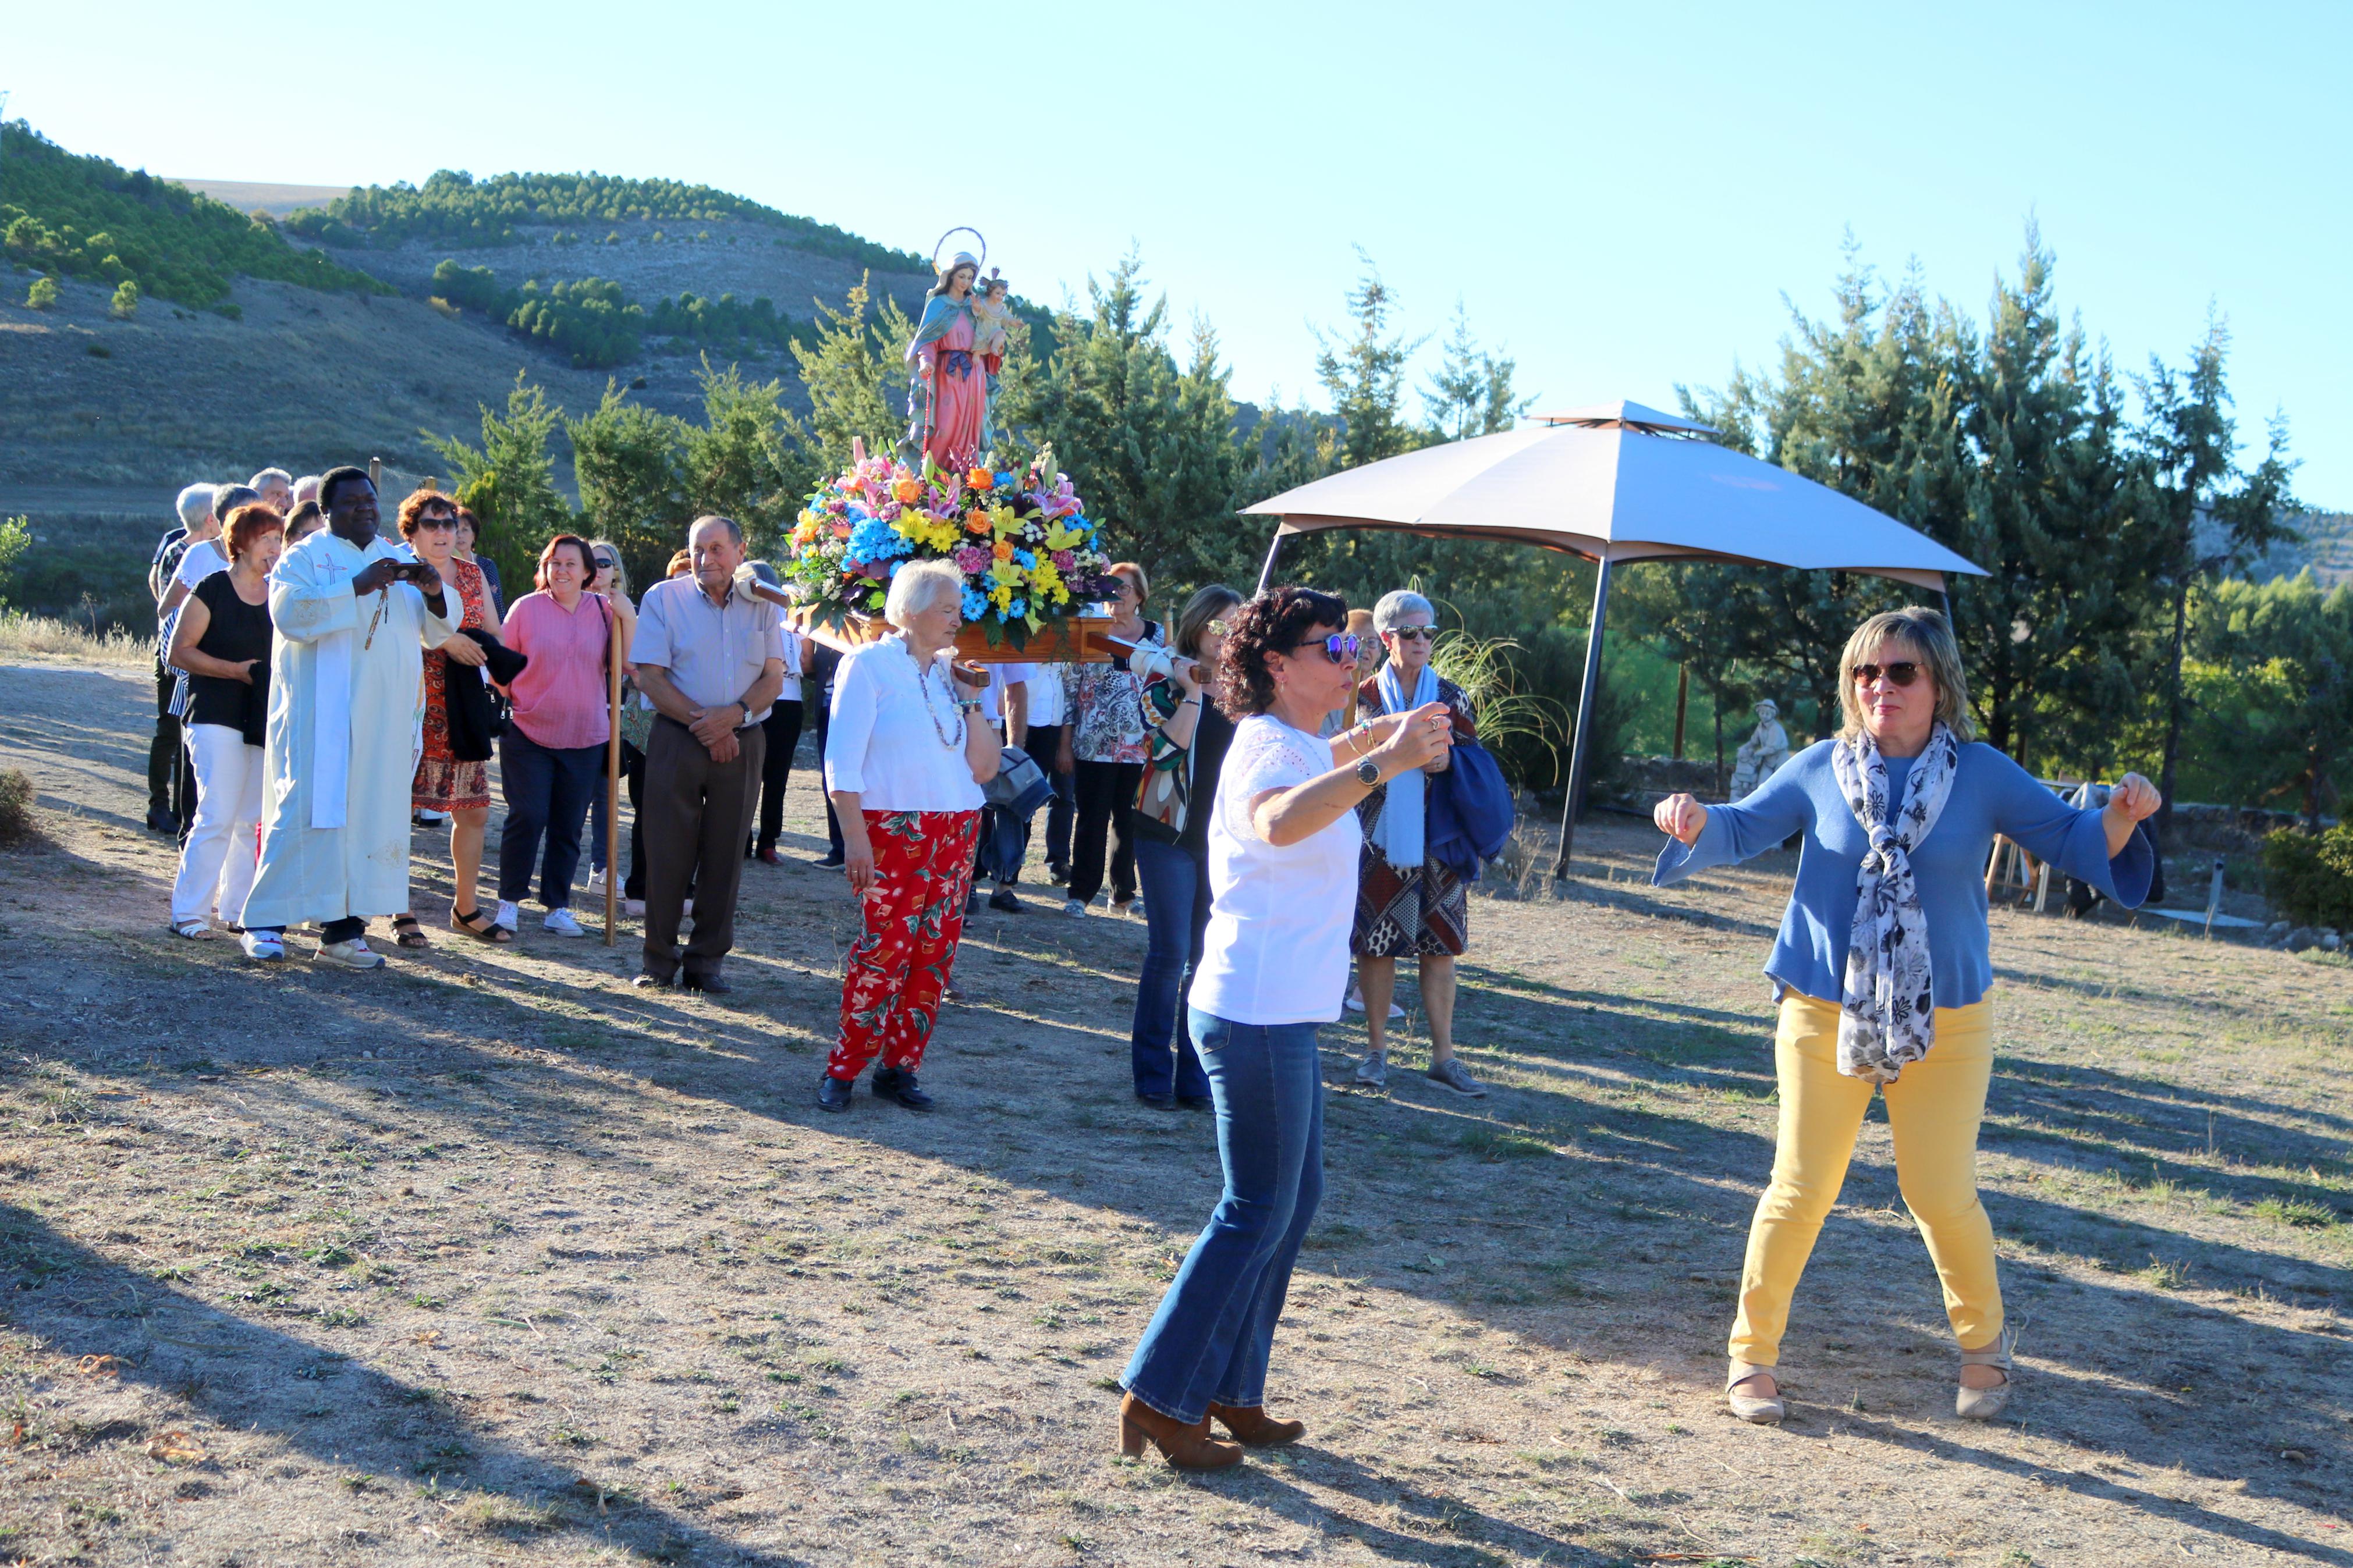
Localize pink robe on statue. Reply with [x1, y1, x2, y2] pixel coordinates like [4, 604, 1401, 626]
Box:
[918, 309, 987, 469]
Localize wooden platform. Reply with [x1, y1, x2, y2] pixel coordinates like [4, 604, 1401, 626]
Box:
[790, 609, 1111, 665]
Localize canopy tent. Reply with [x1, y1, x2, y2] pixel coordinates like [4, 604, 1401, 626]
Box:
[1240, 401, 1987, 873]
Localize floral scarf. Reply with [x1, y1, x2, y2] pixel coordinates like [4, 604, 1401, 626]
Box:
[1828, 723, 1961, 1083]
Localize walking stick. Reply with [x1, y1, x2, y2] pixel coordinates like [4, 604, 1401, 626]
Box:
[605, 609, 622, 947]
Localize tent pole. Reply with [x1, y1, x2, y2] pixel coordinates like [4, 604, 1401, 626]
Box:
[1255, 529, 1284, 595]
[1552, 555, 1613, 879]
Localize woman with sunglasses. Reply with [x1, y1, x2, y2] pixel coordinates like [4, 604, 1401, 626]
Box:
[1652, 607, 2158, 1427]
[1350, 589, 1485, 1097]
[1116, 586, 1451, 1470]
[582, 541, 637, 904]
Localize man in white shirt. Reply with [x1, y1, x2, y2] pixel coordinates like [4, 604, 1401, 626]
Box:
[971, 663, 1034, 913]
[1023, 661, 1077, 883]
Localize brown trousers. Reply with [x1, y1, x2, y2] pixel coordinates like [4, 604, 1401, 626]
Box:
[641, 714, 764, 981]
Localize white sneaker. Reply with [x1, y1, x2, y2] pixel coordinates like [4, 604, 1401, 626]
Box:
[1343, 985, 1406, 1021]
[494, 901, 520, 933]
[542, 908, 586, 938]
[585, 868, 608, 898]
[240, 930, 285, 962]
[623, 898, 646, 917]
[1062, 898, 1087, 918]
[315, 937, 385, 969]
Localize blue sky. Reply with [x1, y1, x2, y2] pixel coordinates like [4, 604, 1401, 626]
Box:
[10, 1, 2347, 503]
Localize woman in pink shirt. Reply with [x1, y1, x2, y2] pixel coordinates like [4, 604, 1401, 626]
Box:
[494, 535, 615, 938]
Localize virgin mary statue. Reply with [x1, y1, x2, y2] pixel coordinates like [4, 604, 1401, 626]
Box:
[903, 252, 997, 470]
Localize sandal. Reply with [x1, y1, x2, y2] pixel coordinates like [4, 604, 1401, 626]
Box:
[1956, 1332, 2013, 1421]
[449, 906, 513, 944]
[1726, 1360, 1785, 1425]
[390, 914, 431, 950]
[172, 919, 217, 940]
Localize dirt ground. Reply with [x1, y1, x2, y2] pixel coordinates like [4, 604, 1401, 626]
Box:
[0, 662, 2346, 1568]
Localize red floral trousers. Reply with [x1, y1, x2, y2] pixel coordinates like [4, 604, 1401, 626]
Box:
[828, 809, 979, 1080]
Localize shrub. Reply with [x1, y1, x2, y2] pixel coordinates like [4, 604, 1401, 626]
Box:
[109, 278, 137, 318]
[0, 767, 36, 844]
[26, 274, 58, 308]
[2261, 826, 2353, 930]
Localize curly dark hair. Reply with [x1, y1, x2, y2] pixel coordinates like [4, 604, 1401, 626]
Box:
[1215, 585, 1350, 719]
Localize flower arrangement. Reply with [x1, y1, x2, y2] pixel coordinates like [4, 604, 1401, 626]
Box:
[781, 445, 1117, 646]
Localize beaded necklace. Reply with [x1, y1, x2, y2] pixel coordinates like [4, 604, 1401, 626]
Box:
[913, 648, 966, 751]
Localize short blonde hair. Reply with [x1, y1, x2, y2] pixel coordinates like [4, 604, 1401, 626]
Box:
[1836, 606, 1975, 743]
[885, 559, 966, 630]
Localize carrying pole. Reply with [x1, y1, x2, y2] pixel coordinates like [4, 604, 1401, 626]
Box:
[1552, 555, 1614, 879]
[1255, 529, 1284, 595]
[604, 618, 622, 946]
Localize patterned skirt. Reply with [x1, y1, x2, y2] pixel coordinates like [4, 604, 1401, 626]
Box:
[414, 755, 491, 813]
[1351, 849, 1469, 958]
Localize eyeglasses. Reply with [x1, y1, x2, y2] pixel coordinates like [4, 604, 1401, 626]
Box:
[1852, 660, 1923, 688]
[1283, 633, 1364, 666]
[417, 511, 457, 528]
[1388, 625, 1437, 642]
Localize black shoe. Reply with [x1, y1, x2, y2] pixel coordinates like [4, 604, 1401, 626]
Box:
[966, 891, 982, 916]
[1047, 862, 1071, 885]
[1176, 1094, 1212, 1110]
[814, 851, 845, 869]
[145, 806, 178, 833]
[988, 888, 1022, 913]
[871, 1067, 935, 1111]
[1135, 1091, 1176, 1111]
[815, 1073, 854, 1113]
[631, 972, 674, 989]
[680, 971, 733, 995]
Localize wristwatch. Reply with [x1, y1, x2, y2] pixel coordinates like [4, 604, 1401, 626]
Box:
[1355, 756, 1380, 788]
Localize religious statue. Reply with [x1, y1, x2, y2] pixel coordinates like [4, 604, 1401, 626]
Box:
[970, 266, 1013, 390]
[1728, 698, 1791, 799]
[903, 230, 1002, 471]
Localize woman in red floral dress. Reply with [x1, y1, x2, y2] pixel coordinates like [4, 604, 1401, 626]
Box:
[399, 492, 505, 944]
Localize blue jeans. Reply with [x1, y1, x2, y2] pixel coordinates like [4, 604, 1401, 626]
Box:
[498, 727, 602, 908]
[1131, 837, 1212, 1101]
[1121, 1011, 1325, 1424]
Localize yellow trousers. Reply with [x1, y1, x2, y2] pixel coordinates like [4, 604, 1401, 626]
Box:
[1729, 991, 2002, 1367]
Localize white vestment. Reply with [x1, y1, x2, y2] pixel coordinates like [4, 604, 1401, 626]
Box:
[239, 530, 453, 929]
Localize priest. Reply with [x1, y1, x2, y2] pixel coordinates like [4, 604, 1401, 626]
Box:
[239, 467, 456, 967]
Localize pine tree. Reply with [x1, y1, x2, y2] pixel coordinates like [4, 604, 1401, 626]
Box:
[785, 276, 907, 477]
[108, 277, 137, 318]
[425, 373, 572, 592]
[682, 358, 797, 556]
[2135, 317, 2299, 838]
[1312, 250, 1426, 470]
[567, 380, 688, 588]
[1422, 302, 1530, 442]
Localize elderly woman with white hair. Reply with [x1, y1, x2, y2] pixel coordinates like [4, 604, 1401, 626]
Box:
[145, 482, 218, 833]
[1349, 589, 1486, 1097]
[818, 560, 1001, 1114]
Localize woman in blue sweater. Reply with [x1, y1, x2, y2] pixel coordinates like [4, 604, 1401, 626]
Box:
[1653, 607, 2158, 1425]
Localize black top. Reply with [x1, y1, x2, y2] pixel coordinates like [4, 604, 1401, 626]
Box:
[1174, 702, 1237, 856]
[186, 570, 273, 745]
[473, 554, 506, 617]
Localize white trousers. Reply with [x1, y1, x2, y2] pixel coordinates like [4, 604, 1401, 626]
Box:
[171, 723, 264, 926]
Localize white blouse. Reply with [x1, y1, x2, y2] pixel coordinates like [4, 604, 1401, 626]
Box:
[822, 635, 985, 813]
[1187, 715, 1361, 1026]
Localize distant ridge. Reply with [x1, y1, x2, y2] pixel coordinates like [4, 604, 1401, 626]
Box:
[165, 179, 350, 219]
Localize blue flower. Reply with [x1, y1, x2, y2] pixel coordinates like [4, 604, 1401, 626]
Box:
[1013, 548, 1036, 570]
[844, 515, 911, 567]
[961, 586, 989, 619]
[1007, 597, 1027, 619]
[993, 470, 1016, 489]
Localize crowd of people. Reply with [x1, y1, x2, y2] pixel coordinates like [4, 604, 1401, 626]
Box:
[138, 470, 2164, 1466]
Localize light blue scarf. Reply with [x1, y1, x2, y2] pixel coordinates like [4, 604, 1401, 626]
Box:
[1371, 660, 1438, 869]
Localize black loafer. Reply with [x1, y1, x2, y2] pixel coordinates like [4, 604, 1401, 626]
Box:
[680, 971, 732, 995]
[1176, 1095, 1212, 1111]
[872, 1068, 935, 1111]
[1047, 863, 1071, 885]
[815, 1073, 854, 1113]
[1135, 1091, 1176, 1111]
[988, 888, 1023, 913]
[814, 852, 845, 869]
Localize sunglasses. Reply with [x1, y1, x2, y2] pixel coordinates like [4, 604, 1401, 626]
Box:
[1284, 632, 1364, 666]
[1852, 660, 1923, 688]
[1206, 618, 1231, 636]
[593, 557, 616, 571]
[1388, 625, 1436, 642]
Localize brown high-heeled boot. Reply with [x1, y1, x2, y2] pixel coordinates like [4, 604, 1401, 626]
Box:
[1117, 1392, 1243, 1470]
[1208, 1400, 1305, 1446]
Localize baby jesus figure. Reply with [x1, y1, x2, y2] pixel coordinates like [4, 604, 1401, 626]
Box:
[970, 269, 1013, 392]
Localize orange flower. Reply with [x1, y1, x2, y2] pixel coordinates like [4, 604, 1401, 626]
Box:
[964, 510, 990, 535]
[992, 539, 1014, 562]
[892, 477, 922, 504]
[966, 467, 994, 490]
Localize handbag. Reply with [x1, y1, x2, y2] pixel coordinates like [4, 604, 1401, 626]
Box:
[984, 744, 1052, 819]
[1426, 739, 1516, 882]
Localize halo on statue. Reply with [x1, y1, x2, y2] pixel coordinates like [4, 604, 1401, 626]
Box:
[930, 226, 987, 275]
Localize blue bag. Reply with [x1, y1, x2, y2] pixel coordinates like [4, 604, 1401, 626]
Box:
[1425, 739, 1516, 883]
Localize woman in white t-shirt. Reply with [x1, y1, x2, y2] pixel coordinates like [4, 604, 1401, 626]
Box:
[817, 561, 1000, 1114]
[1116, 586, 1452, 1470]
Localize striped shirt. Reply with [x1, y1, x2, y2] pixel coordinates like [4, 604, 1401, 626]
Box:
[502, 590, 613, 751]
